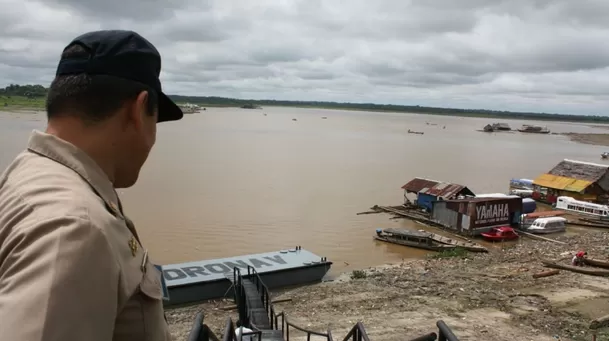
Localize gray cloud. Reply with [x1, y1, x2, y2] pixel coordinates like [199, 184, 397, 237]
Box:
[1, 0, 609, 114]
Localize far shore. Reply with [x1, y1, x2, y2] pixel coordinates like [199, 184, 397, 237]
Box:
[4, 106, 609, 149]
[2, 94, 609, 124]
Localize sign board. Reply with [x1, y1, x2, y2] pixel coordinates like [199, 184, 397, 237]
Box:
[474, 203, 510, 226]
[154, 264, 171, 301]
[162, 249, 326, 287]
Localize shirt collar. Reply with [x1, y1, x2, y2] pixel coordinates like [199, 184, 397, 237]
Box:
[26, 130, 121, 215]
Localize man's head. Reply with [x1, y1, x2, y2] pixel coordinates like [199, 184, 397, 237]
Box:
[46, 30, 183, 188]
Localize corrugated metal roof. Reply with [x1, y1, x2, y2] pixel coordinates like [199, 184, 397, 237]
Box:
[402, 177, 474, 198]
[548, 159, 608, 183]
[420, 182, 475, 198]
[401, 178, 439, 193]
[533, 173, 593, 192]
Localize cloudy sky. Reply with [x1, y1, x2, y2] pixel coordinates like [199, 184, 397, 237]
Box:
[1, 0, 608, 115]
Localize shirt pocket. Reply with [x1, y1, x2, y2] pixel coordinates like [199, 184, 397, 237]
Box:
[139, 261, 169, 340]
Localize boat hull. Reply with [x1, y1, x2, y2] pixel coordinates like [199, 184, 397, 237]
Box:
[161, 248, 331, 307]
[480, 233, 519, 242]
[525, 227, 566, 234]
[374, 236, 453, 252]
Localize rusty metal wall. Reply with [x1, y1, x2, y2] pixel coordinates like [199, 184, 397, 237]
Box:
[431, 201, 460, 232]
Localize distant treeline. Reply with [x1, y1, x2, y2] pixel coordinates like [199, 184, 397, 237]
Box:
[2, 84, 608, 123]
[169, 95, 609, 123]
[0, 84, 47, 98]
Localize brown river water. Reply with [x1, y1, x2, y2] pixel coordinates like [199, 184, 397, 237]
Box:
[1, 107, 607, 274]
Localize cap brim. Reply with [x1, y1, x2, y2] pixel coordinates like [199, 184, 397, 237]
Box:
[157, 92, 183, 123]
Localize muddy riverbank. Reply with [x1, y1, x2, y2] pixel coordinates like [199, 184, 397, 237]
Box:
[167, 231, 609, 341]
[563, 133, 609, 147]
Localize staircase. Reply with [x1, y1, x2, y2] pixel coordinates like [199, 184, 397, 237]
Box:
[189, 266, 461, 341]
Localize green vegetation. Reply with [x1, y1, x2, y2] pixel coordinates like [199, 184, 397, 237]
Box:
[1, 95, 45, 109]
[350, 269, 368, 279]
[1, 83, 608, 123]
[427, 247, 469, 259]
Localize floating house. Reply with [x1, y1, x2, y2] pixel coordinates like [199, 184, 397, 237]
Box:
[401, 178, 475, 211]
[532, 159, 609, 204]
[431, 196, 523, 236]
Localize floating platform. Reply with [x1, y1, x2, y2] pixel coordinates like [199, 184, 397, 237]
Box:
[161, 247, 332, 307]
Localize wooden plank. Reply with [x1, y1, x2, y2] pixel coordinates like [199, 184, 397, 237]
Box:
[422, 231, 488, 253]
[542, 260, 609, 277]
[533, 269, 560, 278]
[519, 231, 566, 244]
[583, 258, 609, 269]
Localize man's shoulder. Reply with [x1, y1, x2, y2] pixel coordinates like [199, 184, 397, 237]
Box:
[0, 150, 106, 223]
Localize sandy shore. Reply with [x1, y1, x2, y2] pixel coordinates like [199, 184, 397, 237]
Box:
[166, 231, 609, 341]
[563, 133, 609, 147]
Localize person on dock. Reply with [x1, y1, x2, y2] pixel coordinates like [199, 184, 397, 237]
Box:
[0, 30, 182, 340]
[572, 251, 587, 266]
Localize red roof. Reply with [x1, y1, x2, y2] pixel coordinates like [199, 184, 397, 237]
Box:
[401, 178, 439, 193]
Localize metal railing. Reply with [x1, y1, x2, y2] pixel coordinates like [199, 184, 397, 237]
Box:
[246, 265, 274, 328]
[222, 317, 263, 341]
[187, 311, 221, 341]
[228, 266, 459, 341]
[436, 321, 459, 341]
[273, 311, 334, 341]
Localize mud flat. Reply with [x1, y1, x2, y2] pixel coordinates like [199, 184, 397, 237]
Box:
[167, 231, 609, 341]
[563, 132, 609, 147]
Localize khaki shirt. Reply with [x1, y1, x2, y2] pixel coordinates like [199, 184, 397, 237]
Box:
[0, 130, 171, 341]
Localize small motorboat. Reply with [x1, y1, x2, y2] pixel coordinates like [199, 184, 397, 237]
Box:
[525, 217, 567, 234]
[480, 226, 519, 242]
[602, 152, 609, 159]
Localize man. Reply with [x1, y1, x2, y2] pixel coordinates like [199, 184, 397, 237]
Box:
[572, 251, 587, 266]
[0, 30, 183, 340]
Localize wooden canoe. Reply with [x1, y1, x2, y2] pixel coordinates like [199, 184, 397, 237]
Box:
[374, 236, 455, 252]
[421, 231, 488, 253]
[542, 260, 609, 277]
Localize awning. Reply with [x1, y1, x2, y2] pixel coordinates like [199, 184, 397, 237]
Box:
[533, 173, 592, 193]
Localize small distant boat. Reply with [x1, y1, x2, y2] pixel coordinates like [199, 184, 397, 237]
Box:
[525, 217, 567, 234]
[517, 125, 550, 134]
[408, 129, 424, 135]
[602, 152, 609, 159]
[480, 226, 519, 242]
[374, 228, 453, 252]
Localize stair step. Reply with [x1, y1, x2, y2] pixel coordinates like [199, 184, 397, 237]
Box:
[260, 330, 283, 341]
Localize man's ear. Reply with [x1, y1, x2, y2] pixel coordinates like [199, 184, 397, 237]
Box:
[125, 91, 150, 129]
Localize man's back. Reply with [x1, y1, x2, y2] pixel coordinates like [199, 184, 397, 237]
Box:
[0, 131, 170, 340]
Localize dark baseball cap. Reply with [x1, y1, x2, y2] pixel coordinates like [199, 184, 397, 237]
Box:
[55, 30, 183, 123]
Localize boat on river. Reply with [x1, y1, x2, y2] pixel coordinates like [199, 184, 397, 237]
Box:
[374, 228, 454, 252]
[525, 217, 567, 234]
[517, 125, 550, 134]
[480, 226, 519, 242]
[602, 152, 609, 159]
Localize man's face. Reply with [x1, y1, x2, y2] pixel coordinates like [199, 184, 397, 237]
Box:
[114, 90, 157, 188]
